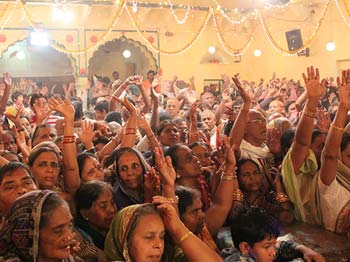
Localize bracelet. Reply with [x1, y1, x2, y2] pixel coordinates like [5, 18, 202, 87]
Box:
[275, 193, 290, 203]
[303, 107, 316, 118]
[331, 123, 344, 132]
[178, 231, 193, 244]
[221, 175, 237, 181]
[63, 136, 76, 144]
[232, 189, 244, 202]
[167, 196, 179, 205]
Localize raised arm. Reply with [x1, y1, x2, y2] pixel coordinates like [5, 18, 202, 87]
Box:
[117, 97, 137, 148]
[133, 74, 151, 114]
[149, 87, 160, 131]
[229, 76, 251, 158]
[320, 69, 350, 186]
[137, 113, 159, 151]
[290, 67, 326, 172]
[48, 96, 80, 195]
[205, 137, 235, 237]
[0, 73, 11, 115]
[109, 78, 130, 112]
[153, 197, 222, 262]
[188, 102, 200, 144]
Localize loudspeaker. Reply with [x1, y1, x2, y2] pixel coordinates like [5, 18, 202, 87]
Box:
[285, 29, 303, 51]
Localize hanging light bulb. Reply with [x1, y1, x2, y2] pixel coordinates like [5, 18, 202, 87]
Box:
[254, 49, 262, 57]
[208, 46, 216, 54]
[123, 50, 131, 58]
[326, 41, 336, 52]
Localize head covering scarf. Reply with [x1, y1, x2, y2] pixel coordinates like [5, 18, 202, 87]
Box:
[104, 204, 142, 262]
[0, 190, 54, 262]
[114, 148, 151, 206]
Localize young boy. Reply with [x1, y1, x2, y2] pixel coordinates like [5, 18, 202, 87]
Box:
[224, 207, 325, 262]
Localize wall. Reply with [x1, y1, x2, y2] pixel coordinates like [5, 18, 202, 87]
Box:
[0, 1, 349, 93]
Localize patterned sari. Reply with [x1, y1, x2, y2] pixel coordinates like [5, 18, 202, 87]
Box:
[0, 190, 74, 262]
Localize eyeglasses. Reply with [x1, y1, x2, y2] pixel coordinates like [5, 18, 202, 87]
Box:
[248, 119, 266, 125]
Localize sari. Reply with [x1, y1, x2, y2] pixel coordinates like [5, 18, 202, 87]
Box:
[281, 149, 319, 224]
[104, 204, 186, 262]
[0, 190, 74, 262]
[311, 160, 350, 235]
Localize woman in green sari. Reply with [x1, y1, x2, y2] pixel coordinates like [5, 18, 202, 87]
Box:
[104, 197, 222, 262]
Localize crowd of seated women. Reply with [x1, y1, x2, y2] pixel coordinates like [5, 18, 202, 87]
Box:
[0, 66, 348, 261]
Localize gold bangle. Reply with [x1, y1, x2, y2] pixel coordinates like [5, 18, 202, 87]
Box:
[167, 196, 179, 205]
[303, 107, 316, 118]
[331, 123, 344, 132]
[178, 231, 193, 244]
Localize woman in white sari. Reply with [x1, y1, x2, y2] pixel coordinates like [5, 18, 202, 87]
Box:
[315, 69, 350, 236]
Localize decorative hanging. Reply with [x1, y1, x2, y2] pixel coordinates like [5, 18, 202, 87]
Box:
[212, 8, 255, 56]
[257, 0, 331, 56]
[126, 4, 212, 55]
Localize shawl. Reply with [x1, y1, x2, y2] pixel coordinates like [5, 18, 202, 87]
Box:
[240, 139, 275, 191]
[281, 149, 319, 223]
[0, 190, 55, 261]
[113, 148, 151, 210]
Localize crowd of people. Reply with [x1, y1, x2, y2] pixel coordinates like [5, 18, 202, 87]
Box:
[0, 65, 348, 262]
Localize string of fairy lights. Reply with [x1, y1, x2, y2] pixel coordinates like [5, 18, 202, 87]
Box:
[2, 0, 350, 57]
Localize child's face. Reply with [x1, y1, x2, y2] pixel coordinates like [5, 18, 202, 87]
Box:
[249, 237, 276, 262]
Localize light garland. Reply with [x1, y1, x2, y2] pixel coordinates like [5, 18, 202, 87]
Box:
[335, 0, 350, 28]
[212, 8, 254, 56]
[212, 0, 257, 25]
[125, 4, 212, 55]
[257, 0, 331, 56]
[343, 0, 350, 17]
[167, 0, 191, 25]
[21, 0, 126, 54]
[0, 1, 18, 31]
[0, 2, 10, 22]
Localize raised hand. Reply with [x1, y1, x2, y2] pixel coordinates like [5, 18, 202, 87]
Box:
[137, 113, 150, 131]
[33, 99, 52, 125]
[48, 95, 75, 121]
[232, 75, 251, 103]
[154, 147, 176, 186]
[3, 72, 11, 86]
[77, 119, 96, 147]
[302, 66, 326, 99]
[222, 136, 236, 167]
[189, 102, 198, 122]
[144, 168, 161, 195]
[337, 69, 350, 107]
[114, 96, 137, 115]
[150, 86, 158, 101]
[315, 109, 331, 133]
[153, 195, 181, 234]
